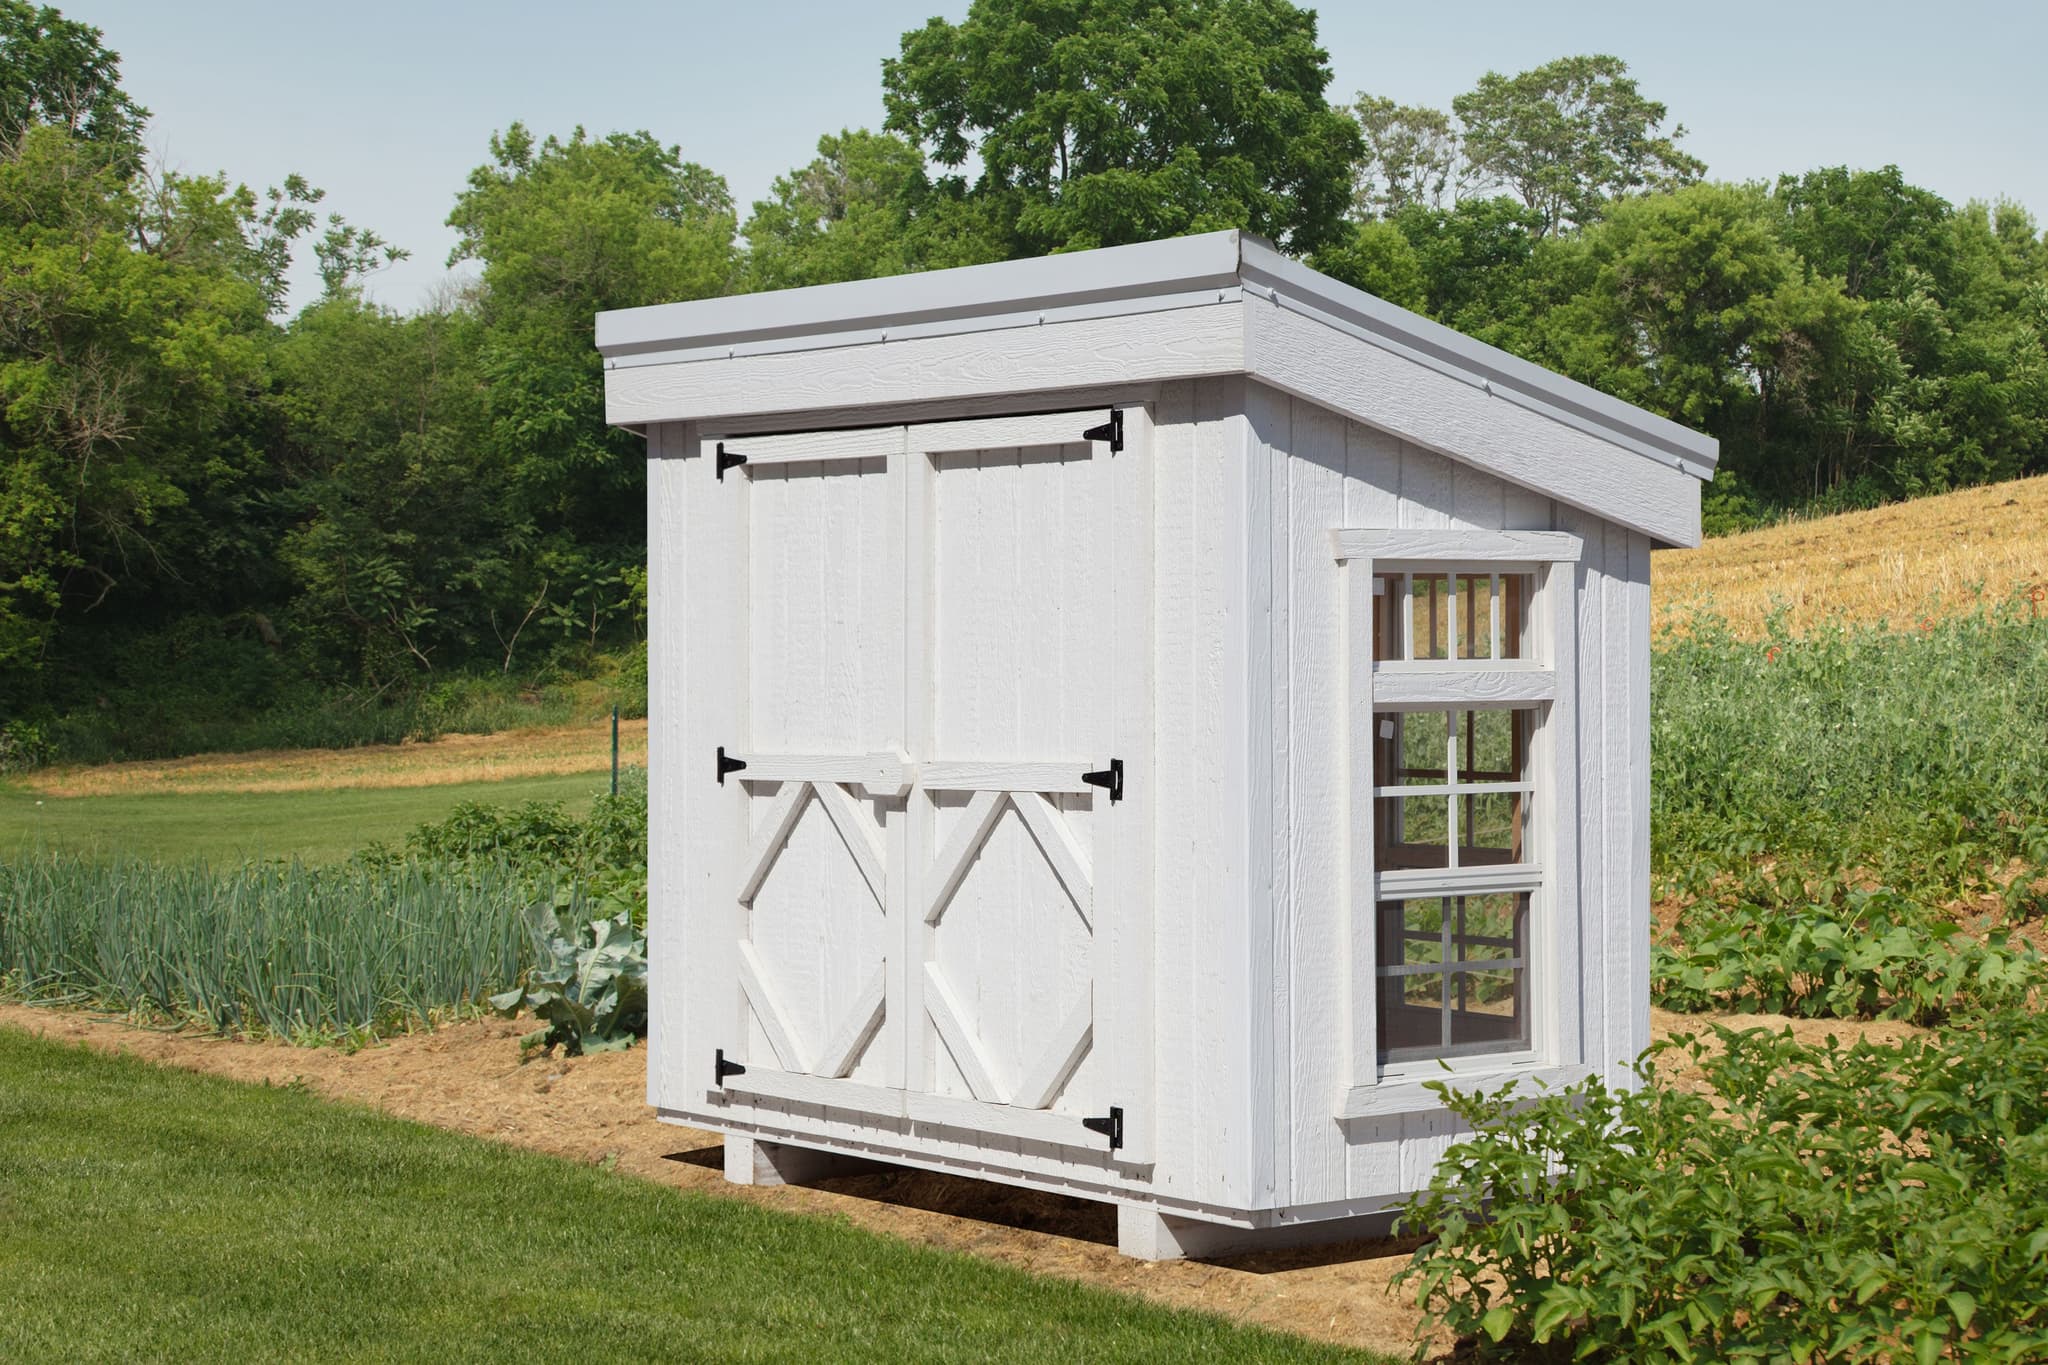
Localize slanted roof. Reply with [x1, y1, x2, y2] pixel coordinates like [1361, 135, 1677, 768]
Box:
[597, 229, 1714, 546]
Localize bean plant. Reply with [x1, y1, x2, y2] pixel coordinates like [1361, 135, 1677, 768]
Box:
[1651, 597, 2048, 905]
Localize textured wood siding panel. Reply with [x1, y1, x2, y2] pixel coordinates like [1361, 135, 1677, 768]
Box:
[1243, 300, 1700, 546]
[1144, 378, 1265, 1210]
[1248, 386, 1606, 1208]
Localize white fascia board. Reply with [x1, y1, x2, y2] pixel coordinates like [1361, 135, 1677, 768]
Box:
[596, 229, 1246, 363]
[1237, 237, 1719, 479]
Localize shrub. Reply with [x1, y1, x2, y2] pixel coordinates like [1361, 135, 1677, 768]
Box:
[387, 769, 647, 924]
[1395, 1012, 2048, 1362]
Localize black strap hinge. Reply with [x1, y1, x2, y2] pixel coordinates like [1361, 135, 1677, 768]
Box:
[715, 442, 747, 480]
[715, 1048, 746, 1086]
[717, 746, 748, 784]
[1082, 1105, 1124, 1150]
[1081, 758, 1123, 803]
[1081, 408, 1123, 452]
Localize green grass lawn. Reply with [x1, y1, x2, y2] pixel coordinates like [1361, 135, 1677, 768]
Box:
[0, 771, 604, 864]
[0, 1027, 1376, 1364]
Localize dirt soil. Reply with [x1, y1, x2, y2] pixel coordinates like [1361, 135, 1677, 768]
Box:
[0, 1003, 1931, 1360]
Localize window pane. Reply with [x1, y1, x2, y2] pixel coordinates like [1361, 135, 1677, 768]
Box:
[1456, 574, 1493, 659]
[1400, 711, 1447, 784]
[1457, 892, 1524, 956]
[1461, 791, 1523, 864]
[1377, 894, 1529, 1063]
[1499, 573, 1529, 661]
[1410, 574, 1451, 660]
[1457, 709, 1526, 782]
[1373, 574, 1403, 662]
[1450, 968, 1526, 1050]
[1376, 794, 1449, 869]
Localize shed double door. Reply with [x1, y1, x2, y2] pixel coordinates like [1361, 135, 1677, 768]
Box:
[706, 408, 1153, 1161]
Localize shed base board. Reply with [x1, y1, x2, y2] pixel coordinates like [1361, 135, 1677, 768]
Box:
[694, 1117, 1407, 1263]
[722, 1134, 890, 1187]
[1114, 1206, 1400, 1262]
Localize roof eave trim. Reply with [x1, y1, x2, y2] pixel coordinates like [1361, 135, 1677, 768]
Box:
[1237, 238, 1719, 479]
[596, 229, 1245, 360]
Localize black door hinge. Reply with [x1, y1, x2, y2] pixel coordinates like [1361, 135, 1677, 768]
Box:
[1081, 409, 1123, 452]
[715, 1048, 747, 1086]
[1082, 1105, 1124, 1150]
[717, 746, 748, 784]
[715, 442, 748, 480]
[1081, 758, 1123, 803]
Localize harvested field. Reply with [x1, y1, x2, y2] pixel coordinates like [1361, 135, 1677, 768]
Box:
[1653, 472, 2048, 637]
[23, 719, 647, 799]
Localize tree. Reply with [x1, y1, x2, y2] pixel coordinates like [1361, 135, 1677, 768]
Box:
[1387, 195, 1549, 347]
[0, 126, 280, 678]
[1531, 183, 1868, 500]
[0, 1, 145, 163]
[1773, 164, 1950, 300]
[1348, 95, 1460, 220]
[1311, 219, 1426, 310]
[741, 129, 1007, 291]
[882, 0, 1361, 256]
[1453, 54, 1703, 236]
[447, 124, 737, 567]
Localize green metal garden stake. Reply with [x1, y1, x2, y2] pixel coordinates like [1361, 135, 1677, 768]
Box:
[610, 705, 619, 797]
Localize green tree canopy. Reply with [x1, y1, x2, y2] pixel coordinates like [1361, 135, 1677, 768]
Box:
[447, 124, 736, 540]
[0, 1, 144, 162]
[882, 0, 1361, 255]
[1347, 95, 1460, 220]
[741, 128, 1007, 291]
[1452, 53, 1704, 236]
[0, 126, 281, 675]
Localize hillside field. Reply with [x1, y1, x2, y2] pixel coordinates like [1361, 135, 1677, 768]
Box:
[1654, 472, 2048, 636]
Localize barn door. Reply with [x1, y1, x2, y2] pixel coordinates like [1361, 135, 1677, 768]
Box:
[901, 410, 1154, 1162]
[703, 410, 1152, 1164]
[713, 426, 914, 1113]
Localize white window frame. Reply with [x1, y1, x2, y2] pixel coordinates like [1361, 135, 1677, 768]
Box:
[1333, 528, 1585, 1118]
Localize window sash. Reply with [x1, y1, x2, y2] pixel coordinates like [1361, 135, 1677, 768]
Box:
[1346, 540, 1579, 1092]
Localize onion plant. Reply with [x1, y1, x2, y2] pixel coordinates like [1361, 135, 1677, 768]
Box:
[0, 853, 541, 1041]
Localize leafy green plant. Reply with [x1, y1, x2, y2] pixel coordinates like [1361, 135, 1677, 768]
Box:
[1395, 1012, 2048, 1362]
[490, 901, 646, 1056]
[1653, 890, 2043, 1023]
[384, 769, 648, 924]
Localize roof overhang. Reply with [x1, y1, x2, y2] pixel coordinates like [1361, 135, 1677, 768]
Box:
[597, 230, 1716, 546]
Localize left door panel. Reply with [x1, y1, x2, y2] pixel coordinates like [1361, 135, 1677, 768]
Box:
[692, 425, 912, 1115]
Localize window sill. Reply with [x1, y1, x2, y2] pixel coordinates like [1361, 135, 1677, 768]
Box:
[1337, 1062, 1591, 1120]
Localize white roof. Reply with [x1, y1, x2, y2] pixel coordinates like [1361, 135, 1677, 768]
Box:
[597, 230, 1715, 545]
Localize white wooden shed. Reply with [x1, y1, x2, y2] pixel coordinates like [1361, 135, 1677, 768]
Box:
[597, 229, 1713, 1260]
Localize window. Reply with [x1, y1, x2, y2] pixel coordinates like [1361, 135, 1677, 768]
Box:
[1336, 529, 1579, 1082]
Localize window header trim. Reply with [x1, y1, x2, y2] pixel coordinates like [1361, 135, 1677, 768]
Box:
[1331, 528, 1583, 564]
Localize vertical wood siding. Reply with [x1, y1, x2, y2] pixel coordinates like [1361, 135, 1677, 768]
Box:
[1251, 383, 1650, 1210]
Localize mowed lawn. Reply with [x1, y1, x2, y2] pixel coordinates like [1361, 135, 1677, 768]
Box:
[0, 770, 603, 864]
[0, 1030, 1370, 1365]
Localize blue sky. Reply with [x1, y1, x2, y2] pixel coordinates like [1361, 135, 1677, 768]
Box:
[75, 1, 2048, 314]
